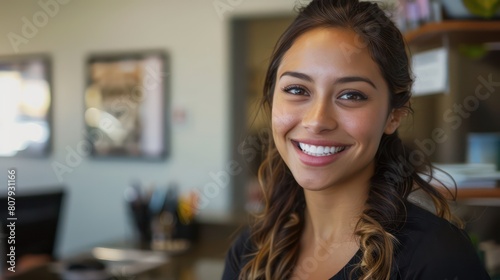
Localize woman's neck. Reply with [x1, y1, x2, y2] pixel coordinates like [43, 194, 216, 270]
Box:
[302, 180, 369, 244]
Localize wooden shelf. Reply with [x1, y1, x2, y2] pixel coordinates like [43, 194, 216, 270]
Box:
[436, 187, 500, 206]
[438, 187, 500, 200]
[456, 188, 500, 199]
[404, 20, 500, 46]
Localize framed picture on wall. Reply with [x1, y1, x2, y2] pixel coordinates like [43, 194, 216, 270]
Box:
[84, 50, 169, 159]
[0, 54, 52, 157]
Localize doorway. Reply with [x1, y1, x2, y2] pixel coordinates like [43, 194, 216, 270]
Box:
[229, 16, 294, 218]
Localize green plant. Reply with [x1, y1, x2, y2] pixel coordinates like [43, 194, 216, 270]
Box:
[463, 0, 500, 18]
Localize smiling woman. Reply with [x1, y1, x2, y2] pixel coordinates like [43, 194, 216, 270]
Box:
[222, 0, 491, 280]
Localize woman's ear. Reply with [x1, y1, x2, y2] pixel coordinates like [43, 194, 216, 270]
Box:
[384, 107, 408, 135]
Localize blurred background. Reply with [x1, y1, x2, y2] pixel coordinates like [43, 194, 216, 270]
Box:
[0, 0, 297, 257]
[0, 0, 499, 279]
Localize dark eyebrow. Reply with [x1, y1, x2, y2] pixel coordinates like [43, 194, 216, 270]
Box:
[280, 71, 314, 82]
[334, 76, 377, 89]
[280, 71, 377, 89]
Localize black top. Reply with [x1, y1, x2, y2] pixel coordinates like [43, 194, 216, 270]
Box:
[222, 203, 491, 280]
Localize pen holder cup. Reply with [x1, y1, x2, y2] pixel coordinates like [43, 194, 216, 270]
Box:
[149, 210, 198, 253]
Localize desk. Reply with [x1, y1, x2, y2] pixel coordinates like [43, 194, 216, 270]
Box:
[6, 223, 242, 280]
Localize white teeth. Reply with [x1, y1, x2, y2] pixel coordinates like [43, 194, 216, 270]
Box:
[298, 142, 345, 157]
[317, 146, 324, 154]
[310, 145, 317, 153]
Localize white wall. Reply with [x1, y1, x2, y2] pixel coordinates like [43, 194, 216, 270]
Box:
[0, 0, 296, 256]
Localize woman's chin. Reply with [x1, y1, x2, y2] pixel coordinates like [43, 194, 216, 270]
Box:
[295, 179, 332, 192]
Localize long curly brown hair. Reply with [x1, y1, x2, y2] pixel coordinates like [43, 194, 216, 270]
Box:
[239, 0, 459, 279]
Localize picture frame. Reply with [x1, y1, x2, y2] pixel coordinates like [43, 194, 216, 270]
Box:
[84, 50, 169, 159]
[0, 54, 52, 157]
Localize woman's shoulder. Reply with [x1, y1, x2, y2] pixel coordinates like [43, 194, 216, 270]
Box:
[399, 202, 467, 242]
[227, 227, 254, 256]
[393, 202, 490, 279]
[221, 227, 254, 280]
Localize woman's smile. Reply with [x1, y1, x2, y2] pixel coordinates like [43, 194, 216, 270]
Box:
[291, 139, 350, 167]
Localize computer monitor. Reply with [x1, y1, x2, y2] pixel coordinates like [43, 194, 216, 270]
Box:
[0, 188, 65, 260]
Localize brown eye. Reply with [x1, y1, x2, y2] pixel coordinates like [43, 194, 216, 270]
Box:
[283, 85, 308, 96]
[338, 91, 367, 101]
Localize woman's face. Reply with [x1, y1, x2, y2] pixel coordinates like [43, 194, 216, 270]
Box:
[272, 27, 401, 191]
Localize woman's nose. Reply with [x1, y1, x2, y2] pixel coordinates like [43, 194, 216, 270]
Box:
[301, 99, 338, 134]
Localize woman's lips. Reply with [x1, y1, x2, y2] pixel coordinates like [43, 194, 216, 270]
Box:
[292, 140, 349, 166]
